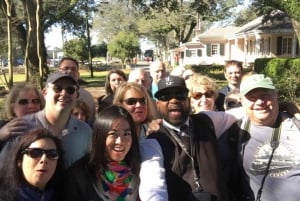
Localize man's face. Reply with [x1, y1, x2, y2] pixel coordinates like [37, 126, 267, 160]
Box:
[241, 88, 279, 126]
[129, 71, 150, 90]
[156, 88, 190, 126]
[58, 60, 79, 81]
[44, 78, 78, 114]
[224, 65, 242, 87]
[150, 62, 166, 83]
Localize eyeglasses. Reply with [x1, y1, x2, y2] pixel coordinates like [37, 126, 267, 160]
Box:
[225, 100, 242, 109]
[191, 91, 214, 100]
[22, 148, 59, 160]
[157, 93, 188, 101]
[123, 97, 146, 105]
[18, 98, 41, 105]
[50, 85, 76, 95]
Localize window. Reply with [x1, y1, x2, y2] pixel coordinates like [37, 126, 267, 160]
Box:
[260, 37, 271, 55]
[282, 37, 292, 55]
[277, 36, 293, 55]
[206, 43, 224, 56]
[186, 49, 202, 57]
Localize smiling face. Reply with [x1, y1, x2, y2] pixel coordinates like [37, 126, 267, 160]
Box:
[44, 78, 77, 114]
[14, 89, 42, 117]
[20, 138, 58, 190]
[190, 88, 215, 112]
[241, 88, 279, 126]
[224, 65, 242, 87]
[58, 59, 79, 81]
[121, 89, 147, 124]
[105, 118, 132, 162]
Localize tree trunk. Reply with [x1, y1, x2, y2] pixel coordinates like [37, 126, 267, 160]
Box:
[36, 0, 43, 88]
[4, 0, 13, 89]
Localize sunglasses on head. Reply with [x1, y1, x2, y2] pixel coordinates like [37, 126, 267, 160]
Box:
[50, 85, 76, 95]
[123, 97, 146, 105]
[191, 91, 214, 100]
[157, 93, 188, 101]
[18, 98, 41, 105]
[22, 148, 59, 160]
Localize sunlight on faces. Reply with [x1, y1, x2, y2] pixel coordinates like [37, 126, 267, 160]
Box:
[224, 65, 242, 86]
[105, 118, 132, 162]
[150, 62, 166, 83]
[20, 138, 58, 190]
[58, 60, 79, 81]
[190, 88, 215, 112]
[241, 88, 279, 126]
[45, 79, 77, 113]
[121, 89, 147, 124]
[110, 73, 126, 93]
[14, 90, 42, 117]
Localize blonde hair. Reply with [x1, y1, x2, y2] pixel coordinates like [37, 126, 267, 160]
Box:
[186, 73, 218, 100]
[4, 83, 45, 119]
[113, 82, 158, 123]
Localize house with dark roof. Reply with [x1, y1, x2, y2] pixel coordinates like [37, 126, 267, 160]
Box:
[172, 16, 299, 67]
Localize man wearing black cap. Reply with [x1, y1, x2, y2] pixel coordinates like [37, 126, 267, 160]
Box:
[0, 72, 92, 168]
[146, 75, 240, 201]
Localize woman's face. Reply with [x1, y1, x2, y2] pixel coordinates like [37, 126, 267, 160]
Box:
[109, 73, 125, 93]
[190, 88, 215, 113]
[20, 138, 58, 190]
[105, 118, 132, 162]
[121, 89, 147, 124]
[14, 90, 42, 117]
[72, 108, 87, 122]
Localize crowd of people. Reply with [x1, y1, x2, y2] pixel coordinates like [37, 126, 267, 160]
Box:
[0, 57, 299, 201]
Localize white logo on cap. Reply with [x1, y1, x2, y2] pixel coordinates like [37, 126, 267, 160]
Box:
[165, 77, 175, 86]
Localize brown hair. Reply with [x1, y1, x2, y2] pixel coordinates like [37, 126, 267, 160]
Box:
[105, 69, 127, 95]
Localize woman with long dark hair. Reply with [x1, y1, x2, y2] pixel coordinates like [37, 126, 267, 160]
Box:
[63, 105, 140, 201]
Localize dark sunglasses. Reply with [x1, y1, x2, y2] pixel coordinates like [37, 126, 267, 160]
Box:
[191, 91, 214, 100]
[18, 98, 41, 105]
[157, 93, 188, 101]
[123, 97, 146, 105]
[22, 148, 59, 160]
[225, 100, 242, 109]
[51, 85, 76, 95]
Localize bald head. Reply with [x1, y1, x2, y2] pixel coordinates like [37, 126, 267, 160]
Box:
[149, 60, 166, 83]
[128, 69, 151, 90]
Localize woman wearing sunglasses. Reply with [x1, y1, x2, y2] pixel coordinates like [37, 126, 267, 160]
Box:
[186, 73, 219, 113]
[113, 82, 159, 142]
[0, 84, 45, 143]
[0, 128, 64, 201]
[63, 105, 140, 201]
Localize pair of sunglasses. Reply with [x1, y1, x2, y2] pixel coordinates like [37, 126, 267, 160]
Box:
[191, 91, 214, 100]
[225, 100, 242, 109]
[157, 93, 188, 101]
[22, 148, 59, 160]
[51, 85, 76, 95]
[18, 98, 41, 105]
[123, 97, 146, 105]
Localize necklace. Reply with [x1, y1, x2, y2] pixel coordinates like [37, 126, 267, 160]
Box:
[98, 161, 133, 201]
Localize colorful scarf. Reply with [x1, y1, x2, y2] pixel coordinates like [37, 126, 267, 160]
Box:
[97, 161, 133, 201]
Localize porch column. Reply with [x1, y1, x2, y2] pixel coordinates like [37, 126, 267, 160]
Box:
[292, 32, 297, 57]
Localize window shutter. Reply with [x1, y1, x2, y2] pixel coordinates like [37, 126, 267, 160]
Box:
[277, 37, 282, 55]
[197, 49, 202, 57]
[206, 44, 211, 56]
[220, 43, 225, 56]
[186, 50, 191, 57]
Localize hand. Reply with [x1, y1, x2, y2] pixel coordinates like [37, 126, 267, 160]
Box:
[0, 117, 28, 140]
[146, 119, 162, 136]
[280, 102, 300, 119]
